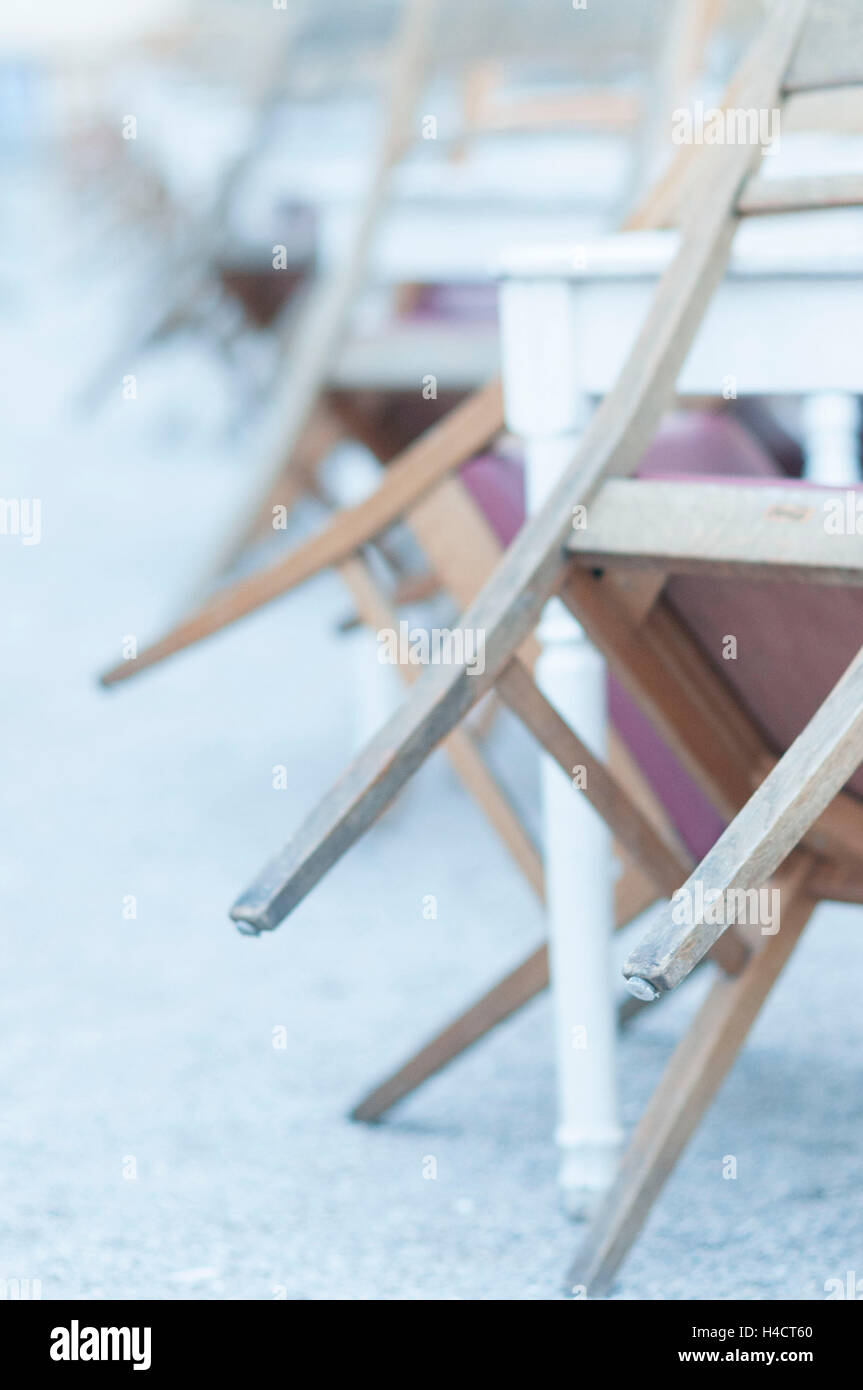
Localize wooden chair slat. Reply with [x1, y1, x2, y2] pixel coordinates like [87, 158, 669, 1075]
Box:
[568, 478, 863, 585]
[99, 379, 503, 686]
[623, 641, 863, 994]
[569, 869, 816, 1297]
[738, 171, 863, 215]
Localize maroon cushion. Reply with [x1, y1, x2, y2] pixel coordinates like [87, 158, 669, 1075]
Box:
[665, 571, 863, 808]
[461, 412, 863, 862]
[636, 409, 782, 482]
[616, 414, 863, 854]
[460, 411, 780, 550]
[611, 411, 784, 859]
[460, 452, 525, 547]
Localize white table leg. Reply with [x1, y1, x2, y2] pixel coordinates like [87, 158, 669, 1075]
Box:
[499, 276, 621, 1217]
[801, 391, 861, 485]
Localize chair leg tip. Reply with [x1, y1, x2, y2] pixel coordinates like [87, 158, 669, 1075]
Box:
[625, 974, 661, 1002]
[348, 1099, 386, 1124]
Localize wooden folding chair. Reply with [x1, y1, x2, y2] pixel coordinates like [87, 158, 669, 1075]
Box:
[98, 3, 726, 958]
[97, 0, 797, 1135]
[346, 413, 788, 1124]
[219, 0, 863, 1288]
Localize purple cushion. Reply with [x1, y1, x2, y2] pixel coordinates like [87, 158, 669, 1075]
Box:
[614, 414, 863, 854]
[665, 571, 863, 809]
[460, 452, 525, 547]
[462, 413, 863, 862]
[636, 409, 782, 482]
[461, 412, 779, 550]
[609, 411, 785, 858]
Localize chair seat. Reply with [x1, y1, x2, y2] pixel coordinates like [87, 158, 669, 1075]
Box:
[463, 410, 863, 858]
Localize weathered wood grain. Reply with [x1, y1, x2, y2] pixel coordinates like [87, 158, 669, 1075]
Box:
[497, 659, 749, 977]
[405, 477, 541, 666]
[563, 570, 863, 871]
[230, 0, 811, 934]
[498, 661, 692, 894]
[568, 871, 816, 1297]
[99, 379, 503, 685]
[341, 551, 545, 898]
[623, 641, 863, 994]
[568, 478, 863, 585]
[563, 574, 759, 819]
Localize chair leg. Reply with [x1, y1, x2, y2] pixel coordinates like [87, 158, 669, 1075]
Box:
[566, 884, 816, 1298]
[350, 946, 549, 1123]
[350, 881, 662, 1126]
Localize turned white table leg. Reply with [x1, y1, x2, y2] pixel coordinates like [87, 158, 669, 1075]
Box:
[801, 391, 861, 485]
[498, 272, 621, 1217]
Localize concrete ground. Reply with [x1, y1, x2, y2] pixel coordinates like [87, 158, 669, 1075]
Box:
[2, 173, 862, 1303]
